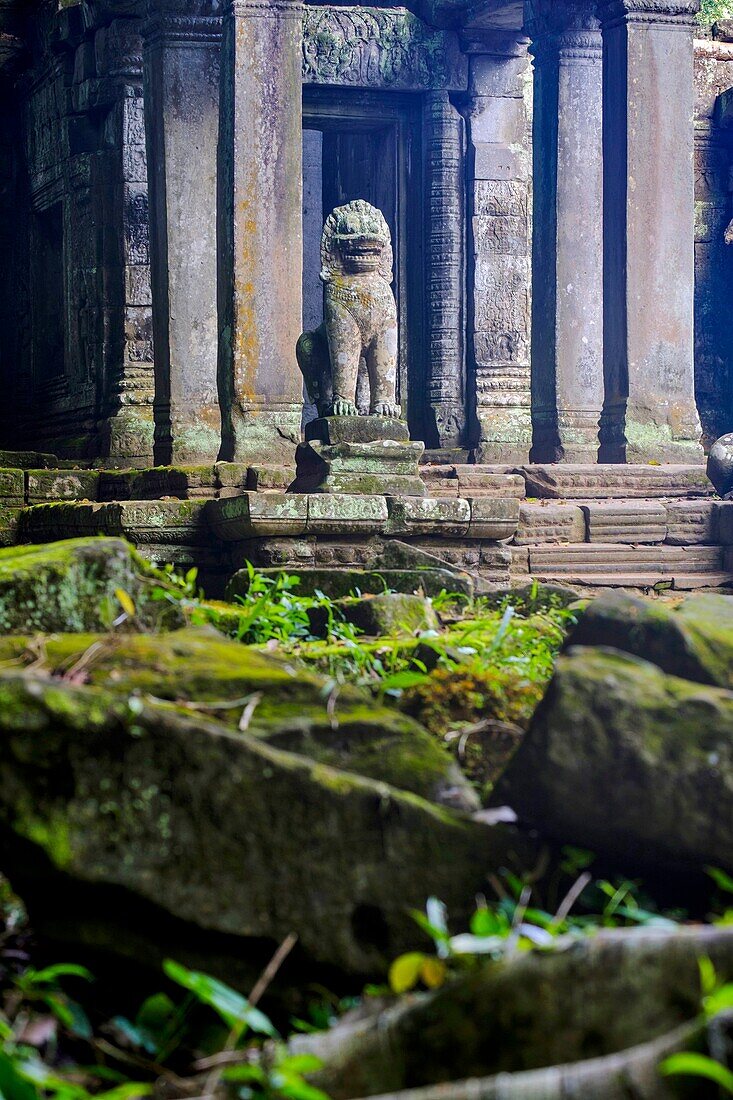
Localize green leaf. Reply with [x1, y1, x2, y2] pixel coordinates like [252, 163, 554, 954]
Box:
[25, 965, 94, 986]
[388, 953, 426, 995]
[0, 1051, 39, 1100]
[96, 1085, 154, 1100]
[707, 866, 733, 895]
[699, 955, 718, 998]
[705, 982, 733, 1019]
[162, 960, 278, 1038]
[660, 1052, 733, 1094]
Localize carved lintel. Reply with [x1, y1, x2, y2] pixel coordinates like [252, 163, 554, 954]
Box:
[302, 6, 467, 91]
[142, 13, 222, 45]
[526, 0, 600, 38]
[599, 0, 700, 29]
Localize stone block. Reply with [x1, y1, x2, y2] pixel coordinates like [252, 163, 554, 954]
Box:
[305, 416, 410, 445]
[26, 470, 100, 505]
[125, 267, 152, 307]
[385, 497, 470, 537]
[470, 96, 526, 145]
[293, 439, 425, 496]
[581, 502, 667, 545]
[522, 464, 713, 500]
[0, 451, 57, 470]
[306, 495, 388, 535]
[469, 54, 528, 98]
[665, 500, 718, 545]
[475, 180, 529, 219]
[716, 502, 733, 545]
[0, 469, 24, 505]
[473, 143, 524, 182]
[0, 507, 20, 547]
[515, 504, 586, 546]
[465, 497, 520, 540]
[207, 494, 308, 541]
[456, 469, 525, 498]
[473, 214, 528, 256]
[215, 463, 251, 497]
[246, 465, 295, 492]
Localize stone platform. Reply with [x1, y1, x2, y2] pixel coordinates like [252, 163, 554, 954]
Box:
[0, 453, 730, 596]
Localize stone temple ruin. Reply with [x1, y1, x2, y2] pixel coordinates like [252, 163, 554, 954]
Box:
[3, 0, 733, 593]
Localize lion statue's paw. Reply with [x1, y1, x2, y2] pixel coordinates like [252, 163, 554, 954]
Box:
[372, 402, 402, 420]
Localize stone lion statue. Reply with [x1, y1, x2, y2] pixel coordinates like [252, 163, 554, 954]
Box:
[297, 199, 401, 420]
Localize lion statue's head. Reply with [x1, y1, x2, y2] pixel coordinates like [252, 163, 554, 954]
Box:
[320, 199, 393, 283]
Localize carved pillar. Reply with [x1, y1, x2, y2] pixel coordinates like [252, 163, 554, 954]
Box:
[218, 0, 303, 465]
[600, 0, 703, 462]
[528, 0, 605, 463]
[462, 30, 533, 464]
[143, 3, 222, 465]
[424, 89, 466, 450]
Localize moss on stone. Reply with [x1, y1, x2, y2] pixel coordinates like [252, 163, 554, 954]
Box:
[0, 626, 476, 809]
[495, 645, 733, 873]
[0, 668, 526, 981]
[569, 590, 733, 689]
[0, 537, 185, 634]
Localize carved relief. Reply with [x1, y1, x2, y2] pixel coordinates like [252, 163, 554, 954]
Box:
[302, 6, 467, 91]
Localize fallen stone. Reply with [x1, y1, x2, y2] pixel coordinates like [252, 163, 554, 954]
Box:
[0, 663, 520, 983]
[568, 590, 733, 688]
[707, 433, 733, 497]
[307, 593, 439, 638]
[494, 646, 733, 873]
[0, 626, 473, 810]
[294, 925, 733, 1098]
[0, 537, 184, 634]
[225, 566, 474, 602]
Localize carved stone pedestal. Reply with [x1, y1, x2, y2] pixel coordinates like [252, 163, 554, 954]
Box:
[291, 417, 426, 496]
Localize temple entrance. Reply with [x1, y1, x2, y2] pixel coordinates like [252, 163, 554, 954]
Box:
[302, 89, 426, 441]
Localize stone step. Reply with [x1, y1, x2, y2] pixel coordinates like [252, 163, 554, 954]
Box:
[528, 543, 724, 576]
[581, 501, 667, 544]
[522, 464, 712, 500]
[525, 571, 733, 591]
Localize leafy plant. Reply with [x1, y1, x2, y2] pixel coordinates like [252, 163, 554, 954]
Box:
[659, 958, 733, 1092]
[387, 865, 681, 996]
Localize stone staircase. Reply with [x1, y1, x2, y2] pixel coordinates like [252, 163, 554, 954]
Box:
[422, 462, 733, 593]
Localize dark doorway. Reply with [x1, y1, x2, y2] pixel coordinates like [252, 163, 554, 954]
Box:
[302, 88, 426, 440]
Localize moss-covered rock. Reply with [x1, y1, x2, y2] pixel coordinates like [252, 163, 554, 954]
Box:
[568, 591, 733, 688]
[0, 537, 184, 634]
[294, 925, 733, 1098]
[0, 627, 477, 810]
[494, 646, 733, 873]
[0, 667, 528, 983]
[307, 592, 439, 638]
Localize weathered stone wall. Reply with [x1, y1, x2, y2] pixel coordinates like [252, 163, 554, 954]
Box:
[694, 34, 733, 447]
[2, 0, 154, 463]
[4, 2, 733, 464]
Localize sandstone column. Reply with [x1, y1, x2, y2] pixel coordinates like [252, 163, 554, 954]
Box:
[217, 0, 304, 464]
[528, 0, 605, 463]
[600, 0, 703, 462]
[143, 2, 222, 465]
[461, 30, 533, 464]
[424, 90, 467, 451]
